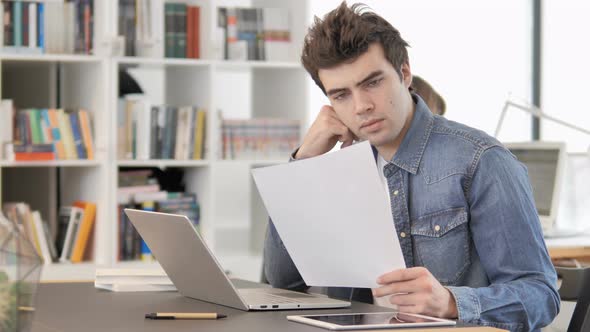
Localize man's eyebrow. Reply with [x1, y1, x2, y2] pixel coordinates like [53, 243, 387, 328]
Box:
[356, 70, 384, 87]
[326, 70, 384, 97]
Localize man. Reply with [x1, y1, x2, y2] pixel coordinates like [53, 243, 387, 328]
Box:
[263, 2, 559, 332]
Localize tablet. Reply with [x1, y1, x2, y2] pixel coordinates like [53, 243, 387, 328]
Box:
[287, 312, 456, 330]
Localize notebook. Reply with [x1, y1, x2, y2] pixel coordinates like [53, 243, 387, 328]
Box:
[94, 268, 175, 292]
[124, 209, 351, 311]
[504, 141, 575, 237]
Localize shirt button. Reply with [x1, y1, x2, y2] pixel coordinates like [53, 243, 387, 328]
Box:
[393, 190, 399, 196]
[400, 232, 406, 238]
[434, 225, 441, 231]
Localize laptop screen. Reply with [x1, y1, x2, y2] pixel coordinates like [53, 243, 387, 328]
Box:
[508, 147, 561, 216]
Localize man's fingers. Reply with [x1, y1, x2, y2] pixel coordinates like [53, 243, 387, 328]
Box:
[339, 129, 354, 148]
[377, 267, 429, 284]
[340, 139, 354, 148]
[372, 279, 418, 297]
[389, 292, 427, 307]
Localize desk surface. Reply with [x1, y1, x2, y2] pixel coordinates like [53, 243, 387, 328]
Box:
[546, 234, 590, 261]
[30, 282, 506, 332]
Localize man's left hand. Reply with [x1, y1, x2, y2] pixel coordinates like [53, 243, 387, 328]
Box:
[373, 267, 458, 319]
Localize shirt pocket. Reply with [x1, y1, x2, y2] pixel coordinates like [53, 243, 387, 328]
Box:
[410, 207, 470, 285]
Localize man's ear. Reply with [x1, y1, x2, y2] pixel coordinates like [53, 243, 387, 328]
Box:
[401, 63, 412, 88]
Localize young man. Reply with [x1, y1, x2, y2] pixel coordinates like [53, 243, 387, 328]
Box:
[263, 2, 559, 332]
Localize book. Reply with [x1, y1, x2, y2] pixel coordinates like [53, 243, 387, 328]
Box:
[31, 210, 53, 264]
[78, 110, 95, 160]
[59, 206, 84, 262]
[1, 100, 14, 159]
[94, 283, 176, 292]
[70, 201, 96, 263]
[95, 268, 175, 292]
[95, 268, 171, 284]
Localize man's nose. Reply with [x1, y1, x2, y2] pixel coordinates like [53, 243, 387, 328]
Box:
[353, 92, 374, 115]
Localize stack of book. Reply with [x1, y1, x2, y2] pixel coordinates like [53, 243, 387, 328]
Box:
[118, 95, 206, 161]
[0, 101, 96, 161]
[118, 1, 200, 59]
[117, 169, 200, 262]
[217, 7, 291, 61]
[55, 201, 97, 263]
[1, 0, 94, 55]
[221, 118, 300, 160]
[2, 200, 96, 264]
[95, 268, 175, 292]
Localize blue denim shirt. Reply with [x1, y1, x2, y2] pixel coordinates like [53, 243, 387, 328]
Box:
[264, 95, 560, 332]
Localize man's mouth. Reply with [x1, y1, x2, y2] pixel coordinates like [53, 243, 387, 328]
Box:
[360, 119, 383, 131]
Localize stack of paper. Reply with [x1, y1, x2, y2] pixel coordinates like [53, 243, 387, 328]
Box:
[95, 268, 176, 292]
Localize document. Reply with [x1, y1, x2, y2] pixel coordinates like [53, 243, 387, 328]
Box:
[252, 142, 406, 289]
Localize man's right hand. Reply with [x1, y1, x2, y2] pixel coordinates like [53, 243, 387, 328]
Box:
[295, 105, 356, 159]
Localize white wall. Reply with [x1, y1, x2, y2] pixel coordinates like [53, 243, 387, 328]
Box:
[306, 1, 532, 141]
[542, 0, 590, 153]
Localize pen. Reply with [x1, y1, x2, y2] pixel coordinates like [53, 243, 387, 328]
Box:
[145, 312, 227, 320]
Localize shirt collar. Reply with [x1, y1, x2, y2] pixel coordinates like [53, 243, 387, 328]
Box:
[386, 94, 434, 174]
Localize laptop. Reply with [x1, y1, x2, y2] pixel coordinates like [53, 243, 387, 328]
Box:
[124, 208, 351, 311]
[504, 142, 576, 237]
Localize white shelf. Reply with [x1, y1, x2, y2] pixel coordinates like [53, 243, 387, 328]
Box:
[214, 60, 302, 70]
[0, 53, 104, 63]
[1, 0, 310, 282]
[117, 160, 210, 168]
[114, 56, 213, 67]
[0, 160, 102, 168]
[113, 57, 301, 69]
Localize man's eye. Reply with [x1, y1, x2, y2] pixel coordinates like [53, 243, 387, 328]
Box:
[334, 93, 348, 101]
[367, 78, 382, 87]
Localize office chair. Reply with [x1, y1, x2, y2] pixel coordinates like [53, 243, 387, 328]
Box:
[555, 266, 590, 332]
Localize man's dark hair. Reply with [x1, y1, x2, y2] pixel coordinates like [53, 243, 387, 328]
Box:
[301, 1, 410, 95]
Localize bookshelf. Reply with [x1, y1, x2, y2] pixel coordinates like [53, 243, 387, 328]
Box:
[1, 0, 310, 282]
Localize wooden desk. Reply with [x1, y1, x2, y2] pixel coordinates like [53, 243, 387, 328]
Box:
[30, 282, 506, 332]
[546, 234, 590, 264]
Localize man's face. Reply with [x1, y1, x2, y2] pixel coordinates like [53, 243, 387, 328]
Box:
[319, 43, 413, 155]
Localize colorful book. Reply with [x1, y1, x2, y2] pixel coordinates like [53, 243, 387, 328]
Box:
[70, 201, 96, 263]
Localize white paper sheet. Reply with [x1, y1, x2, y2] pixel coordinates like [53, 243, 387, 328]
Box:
[252, 142, 406, 288]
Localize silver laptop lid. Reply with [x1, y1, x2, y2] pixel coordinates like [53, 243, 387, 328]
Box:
[124, 209, 249, 310]
[504, 141, 566, 231]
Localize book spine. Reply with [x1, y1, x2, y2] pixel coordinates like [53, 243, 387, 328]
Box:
[58, 109, 77, 160]
[70, 111, 87, 159]
[29, 110, 43, 144]
[193, 6, 200, 59]
[78, 110, 95, 160]
[140, 201, 155, 262]
[70, 201, 96, 263]
[186, 5, 194, 58]
[14, 152, 55, 161]
[22, 1, 29, 47]
[37, 3, 44, 51]
[14, 144, 54, 153]
[48, 109, 65, 159]
[149, 106, 159, 159]
[175, 4, 187, 58]
[29, 3, 37, 48]
[83, 0, 91, 54]
[164, 3, 175, 58]
[4, 3, 12, 46]
[13, 1, 22, 47]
